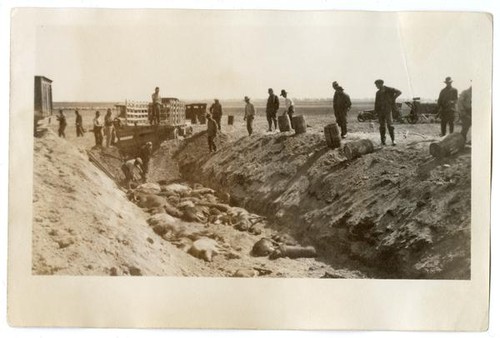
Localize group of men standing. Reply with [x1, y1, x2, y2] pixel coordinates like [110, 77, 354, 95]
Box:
[92, 109, 116, 148]
[56, 109, 85, 139]
[332, 76, 470, 146]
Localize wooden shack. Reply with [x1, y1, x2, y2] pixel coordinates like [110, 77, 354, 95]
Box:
[34, 76, 53, 121]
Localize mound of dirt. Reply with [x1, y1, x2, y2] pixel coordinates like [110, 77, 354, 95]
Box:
[174, 130, 471, 279]
[32, 130, 221, 276]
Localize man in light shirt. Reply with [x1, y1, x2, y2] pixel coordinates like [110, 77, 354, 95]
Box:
[151, 86, 162, 125]
[93, 111, 103, 147]
[243, 96, 256, 136]
[280, 89, 295, 129]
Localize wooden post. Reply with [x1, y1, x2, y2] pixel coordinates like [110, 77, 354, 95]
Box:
[343, 139, 374, 160]
[228, 115, 234, 125]
[429, 132, 465, 158]
[324, 123, 341, 149]
[292, 115, 306, 134]
[278, 115, 291, 132]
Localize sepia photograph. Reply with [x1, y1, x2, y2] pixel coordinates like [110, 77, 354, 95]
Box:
[7, 7, 491, 330]
[30, 10, 474, 279]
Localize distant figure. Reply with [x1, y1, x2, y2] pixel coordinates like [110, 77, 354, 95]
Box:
[104, 109, 114, 147]
[374, 79, 401, 146]
[121, 158, 143, 189]
[243, 96, 256, 136]
[151, 86, 162, 125]
[139, 141, 153, 181]
[75, 110, 85, 137]
[266, 88, 280, 132]
[93, 111, 103, 147]
[209, 99, 223, 131]
[280, 89, 295, 129]
[332, 81, 352, 138]
[206, 113, 218, 153]
[458, 86, 472, 141]
[437, 77, 458, 136]
[56, 110, 67, 138]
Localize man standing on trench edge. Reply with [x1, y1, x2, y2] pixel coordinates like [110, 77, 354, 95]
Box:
[280, 89, 295, 129]
[139, 141, 153, 181]
[266, 88, 279, 132]
[243, 96, 255, 136]
[332, 81, 352, 138]
[209, 99, 223, 131]
[437, 76, 458, 137]
[206, 113, 218, 153]
[374, 79, 401, 146]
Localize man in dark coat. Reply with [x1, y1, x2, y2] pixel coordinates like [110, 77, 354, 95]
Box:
[206, 113, 218, 152]
[75, 110, 85, 137]
[374, 79, 401, 146]
[57, 110, 67, 138]
[209, 99, 223, 131]
[437, 76, 459, 136]
[266, 88, 279, 132]
[332, 81, 352, 138]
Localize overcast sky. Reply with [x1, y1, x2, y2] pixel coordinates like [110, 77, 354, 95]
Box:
[34, 10, 482, 102]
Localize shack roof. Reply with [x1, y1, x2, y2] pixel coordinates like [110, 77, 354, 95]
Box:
[35, 75, 53, 83]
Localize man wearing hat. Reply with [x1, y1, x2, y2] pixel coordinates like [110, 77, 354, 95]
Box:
[209, 98, 223, 131]
[266, 88, 280, 132]
[243, 96, 256, 136]
[332, 81, 352, 138]
[280, 89, 295, 129]
[374, 79, 401, 146]
[206, 113, 218, 152]
[437, 76, 458, 136]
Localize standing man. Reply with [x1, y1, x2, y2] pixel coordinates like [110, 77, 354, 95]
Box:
[56, 110, 67, 138]
[139, 141, 153, 181]
[243, 96, 256, 136]
[151, 86, 162, 125]
[280, 90, 295, 129]
[75, 110, 85, 137]
[374, 79, 401, 146]
[266, 88, 279, 132]
[458, 86, 472, 141]
[437, 77, 458, 137]
[209, 99, 223, 131]
[332, 81, 352, 138]
[104, 109, 114, 147]
[93, 111, 103, 147]
[206, 113, 218, 153]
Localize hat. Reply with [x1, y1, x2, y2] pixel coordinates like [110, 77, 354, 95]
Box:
[146, 142, 152, 147]
[332, 81, 339, 87]
[206, 113, 212, 118]
[374, 79, 384, 85]
[280, 89, 287, 96]
[244, 96, 250, 101]
[135, 158, 143, 165]
[444, 76, 453, 83]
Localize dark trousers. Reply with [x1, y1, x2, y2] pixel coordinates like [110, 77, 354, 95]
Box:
[152, 103, 161, 125]
[94, 127, 103, 146]
[58, 126, 66, 138]
[335, 110, 348, 136]
[246, 116, 254, 135]
[440, 110, 455, 136]
[461, 111, 471, 140]
[208, 135, 217, 152]
[76, 125, 85, 137]
[378, 110, 394, 144]
[214, 116, 222, 130]
[266, 111, 277, 131]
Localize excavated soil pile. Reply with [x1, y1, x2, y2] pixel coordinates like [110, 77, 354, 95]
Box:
[174, 131, 471, 279]
[32, 130, 220, 276]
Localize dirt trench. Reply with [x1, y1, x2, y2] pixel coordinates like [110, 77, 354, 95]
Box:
[170, 130, 471, 279]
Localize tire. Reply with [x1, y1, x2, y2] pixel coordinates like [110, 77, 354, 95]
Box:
[407, 115, 418, 124]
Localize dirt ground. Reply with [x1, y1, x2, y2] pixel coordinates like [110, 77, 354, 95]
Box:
[34, 105, 470, 278]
